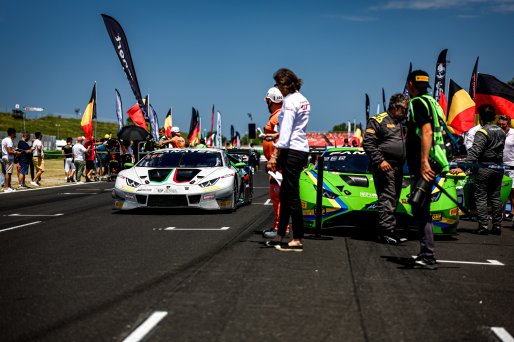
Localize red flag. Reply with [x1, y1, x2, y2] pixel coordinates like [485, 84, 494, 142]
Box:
[81, 83, 96, 141]
[438, 91, 448, 117]
[127, 102, 147, 129]
[446, 79, 475, 135]
[164, 108, 173, 138]
[475, 73, 514, 120]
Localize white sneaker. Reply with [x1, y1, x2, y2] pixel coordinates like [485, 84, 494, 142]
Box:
[30, 181, 40, 187]
[3, 187, 14, 193]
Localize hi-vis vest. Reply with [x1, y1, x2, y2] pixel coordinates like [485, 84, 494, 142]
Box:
[409, 94, 449, 172]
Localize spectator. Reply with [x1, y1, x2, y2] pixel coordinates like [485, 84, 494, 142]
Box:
[157, 127, 172, 148]
[73, 136, 90, 183]
[498, 115, 514, 220]
[84, 139, 96, 182]
[267, 68, 310, 252]
[95, 139, 108, 177]
[170, 127, 186, 148]
[2, 128, 22, 192]
[451, 105, 506, 235]
[196, 138, 207, 148]
[62, 137, 75, 182]
[31, 132, 44, 187]
[17, 132, 34, 189]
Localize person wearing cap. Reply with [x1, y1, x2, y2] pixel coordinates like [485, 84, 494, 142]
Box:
[266, 68, 310, 252]
[405, 69, 449, 269]
[170, 127, 186, 148]
[261, 86, 284, 239]
[450, 105, 506, 235]
[362, 93, 409, 244]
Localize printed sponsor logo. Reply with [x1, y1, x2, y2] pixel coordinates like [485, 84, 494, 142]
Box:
[136, 187, 152, 192]
[431, 212, 442, 221]
[360, 192, 377, 198]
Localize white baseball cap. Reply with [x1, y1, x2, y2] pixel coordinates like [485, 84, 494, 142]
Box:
[265, 87, 283, 104]
[171, 127, 180, 133]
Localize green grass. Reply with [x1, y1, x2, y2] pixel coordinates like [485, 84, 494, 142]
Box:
[0, 112, 118, 140]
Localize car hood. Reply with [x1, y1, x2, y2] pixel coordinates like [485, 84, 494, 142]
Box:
[121, 166, 228, 185]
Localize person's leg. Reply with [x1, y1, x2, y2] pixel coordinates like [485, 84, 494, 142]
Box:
[411, 176, 435, 258]
[490, 171, 504, 232]
[474, 169, 489, 232]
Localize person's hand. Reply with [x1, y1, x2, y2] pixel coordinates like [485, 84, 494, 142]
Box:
[420, 160, 435, 182]
[379, 160, 392, 172]
[267, 156, 277, 172]
[449, 167, 464, 175]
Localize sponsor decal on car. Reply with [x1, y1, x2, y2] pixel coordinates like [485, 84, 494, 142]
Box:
[359, 192, 377, 198]
[136, 187, 153, 193]
[202, 185, 221, 192]
[431, 212, 442, 221]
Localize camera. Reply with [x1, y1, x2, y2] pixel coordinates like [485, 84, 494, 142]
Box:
[408, 159, 443, 207]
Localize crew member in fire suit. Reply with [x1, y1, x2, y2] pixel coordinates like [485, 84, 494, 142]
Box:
[450, 104, 506, 235]
[363, 93, 409, 244]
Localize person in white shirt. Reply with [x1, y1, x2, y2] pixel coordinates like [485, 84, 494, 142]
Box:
[72, 136, 90, 183]
[31, 131, 45, 186]
[2, 128, 22, 192]
[266, 68, 310, 252]
[464, 124, 481, 151]
[498, 115, 514, 219]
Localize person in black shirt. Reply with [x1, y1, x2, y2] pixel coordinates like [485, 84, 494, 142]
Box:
[62, 137, 75, 182]
[17, 132, 34, 188]
[363, 93, 409, 244]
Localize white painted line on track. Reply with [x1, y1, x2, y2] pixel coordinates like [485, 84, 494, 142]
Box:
[412, 256, 504, 266]
[0, 221, 42, 233]
[59, 192, 96, 195]
[154, 226, 230, 231]
[491, 327, 514, 342]
[264, 199, 272, 205]
[7, 213, 63, 217]
[0, 181, 102, 194]
[122, 311, 168, 342]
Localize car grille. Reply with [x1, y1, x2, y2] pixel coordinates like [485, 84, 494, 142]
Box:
[147, 195, 188, 207]
[136, 195, 147, 204]
[148, 169, 174, 182]
[188, 195, 201, 204]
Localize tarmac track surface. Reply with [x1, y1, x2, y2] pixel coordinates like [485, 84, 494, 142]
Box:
[1, 170, 514, 342]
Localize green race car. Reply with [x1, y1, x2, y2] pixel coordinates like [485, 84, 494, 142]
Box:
[300, 147, 462, 235]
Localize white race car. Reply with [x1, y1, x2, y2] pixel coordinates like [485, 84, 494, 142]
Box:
[112, 148, 253, 211]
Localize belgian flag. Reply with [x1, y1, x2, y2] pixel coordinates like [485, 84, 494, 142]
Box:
[446, 79, 475, 135]
[164, 108, 173, 138]
[476, 74, 514, 122]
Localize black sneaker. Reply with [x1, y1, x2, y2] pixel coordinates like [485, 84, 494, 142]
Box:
[377, 231, 407, 245]
[505, 213, 513, 221]
[473, 227, 489, 235]
[409, 256, 438, 270]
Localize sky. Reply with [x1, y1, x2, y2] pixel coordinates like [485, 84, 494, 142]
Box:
[1, 0, 514, 138]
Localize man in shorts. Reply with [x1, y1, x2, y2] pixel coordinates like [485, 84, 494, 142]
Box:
[2, 128, 22, 192]
[31, 132, 44, 186]
[62, 137, 75, 182]
[17, 132, 34, 189]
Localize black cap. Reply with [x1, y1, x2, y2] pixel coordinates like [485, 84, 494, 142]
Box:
[408, 69, 431, 89]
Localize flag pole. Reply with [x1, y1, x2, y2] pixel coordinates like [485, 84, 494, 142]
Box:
[94, 81, 97, 141]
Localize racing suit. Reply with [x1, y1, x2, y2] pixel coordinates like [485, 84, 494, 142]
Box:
[362, 112, 406, 235]
[263, 108, 281, 230]
[466, 124, 506, 231]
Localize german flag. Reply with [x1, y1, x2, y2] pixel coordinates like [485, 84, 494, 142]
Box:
[476, 73, 514, 121]
[188, 107, 200, 145]
[164, 108, 173, 138]
[446, 79, 475, 135]
[81, 83, 96, 141]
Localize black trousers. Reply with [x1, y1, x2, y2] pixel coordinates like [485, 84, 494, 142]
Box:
[277, 149, 308, 239]
[475, 168, 503, 229]
[373, 165, 403, 232]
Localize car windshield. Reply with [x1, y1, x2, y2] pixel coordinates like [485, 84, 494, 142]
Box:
[136, 150, 223, 168]
[322, 150, 371, 174]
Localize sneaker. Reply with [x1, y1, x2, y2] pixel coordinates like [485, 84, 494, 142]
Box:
[275, 244, 303, 252]
[18, 185, 29, 189]
[265, 240, 282, 247]
[505, 213, 513, 221]
[409, 256, 438, 270]
[30, 181, 40, 187]
[262, 229, 278, 238]
[473, 227, 489, 235]
[3, 187, 14, 193]
[377, 231, 407, 245]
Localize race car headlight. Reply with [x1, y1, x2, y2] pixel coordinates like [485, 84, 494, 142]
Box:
[199, 178, 220, 188]
[126, 178, 141, 188]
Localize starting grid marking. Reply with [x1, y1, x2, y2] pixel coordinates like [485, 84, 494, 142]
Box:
[0, 221, 42, 233]
[491, 327, 514, 342]
[154, 226, 230, 231]
[122, 311, 168, 342]
[6, 213, 63, 217]
[412, 256, 505, 266]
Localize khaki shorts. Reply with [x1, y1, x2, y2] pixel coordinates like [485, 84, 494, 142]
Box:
[33, 157, 45, 172]
[2, 159, 14, 174]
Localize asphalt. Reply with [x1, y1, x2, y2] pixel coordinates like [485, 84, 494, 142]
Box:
[1, 170, 513, 342]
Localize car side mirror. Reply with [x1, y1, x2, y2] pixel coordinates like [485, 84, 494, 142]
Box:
[233, 162, 246, 168]
[124, 162, 134, 168]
